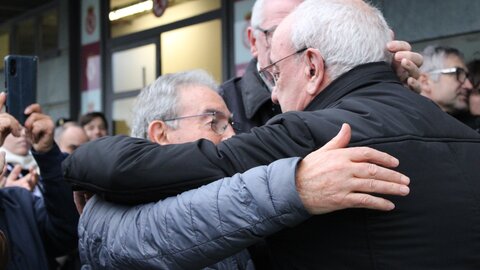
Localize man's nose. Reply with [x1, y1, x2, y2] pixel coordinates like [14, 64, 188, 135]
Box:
[271, 87, 279, 104]
[463, 78, 473, 90]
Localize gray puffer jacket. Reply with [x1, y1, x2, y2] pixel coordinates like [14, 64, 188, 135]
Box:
[78, 157, 310, 269]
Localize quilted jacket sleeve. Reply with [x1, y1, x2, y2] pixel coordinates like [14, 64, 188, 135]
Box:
[78, 157, 310, 270]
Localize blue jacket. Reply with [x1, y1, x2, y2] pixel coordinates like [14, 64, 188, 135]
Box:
[0, 145, 79, 269]
[78, 157, 309, 269]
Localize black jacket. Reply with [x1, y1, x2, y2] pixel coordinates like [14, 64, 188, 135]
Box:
[64, 62, 480, 269]
[220, 58, 281, 133]
[454, 111, 480, 133]
[1, 145, 79, 270]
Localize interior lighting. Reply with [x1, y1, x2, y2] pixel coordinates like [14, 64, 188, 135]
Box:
[109, 0, 153, 21]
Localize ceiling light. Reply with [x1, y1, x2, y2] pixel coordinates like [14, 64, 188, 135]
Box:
[109, 0, 153, 21]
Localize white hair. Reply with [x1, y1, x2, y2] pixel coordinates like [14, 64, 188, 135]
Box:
[130, 70, 219, 139]
[250, 0, 265, 30]
[290, 0, 393, 81]
[420, 45, 465, 82]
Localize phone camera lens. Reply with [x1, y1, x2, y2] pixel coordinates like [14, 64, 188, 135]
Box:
[9, 60, 16, 76]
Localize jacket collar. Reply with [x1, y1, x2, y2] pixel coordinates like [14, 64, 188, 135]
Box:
[305, 62, 402, 111]
[238, 58, 273, 119]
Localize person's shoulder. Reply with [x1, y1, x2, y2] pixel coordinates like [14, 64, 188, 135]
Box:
[0, 187, 34, 207]
[1, 186, 32, 198]
[219, 76, 242, 96]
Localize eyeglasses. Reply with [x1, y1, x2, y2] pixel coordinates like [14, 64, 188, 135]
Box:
[258, 47, 308, 90]
[163, 111, 234, 135]
[255, 26, 277, 47]
[429, 67, 470, 84]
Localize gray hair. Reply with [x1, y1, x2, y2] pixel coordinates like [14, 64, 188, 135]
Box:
[250, 0, 265, 30]
[420, 45, 465, 81]
[290, 0, 392, 81]
[130, 70, 219, 139]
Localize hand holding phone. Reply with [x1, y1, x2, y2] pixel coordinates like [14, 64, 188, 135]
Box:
[4, 55, 38, 125]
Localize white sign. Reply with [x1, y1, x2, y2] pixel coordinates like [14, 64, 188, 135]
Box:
[81, 0, 100, 45]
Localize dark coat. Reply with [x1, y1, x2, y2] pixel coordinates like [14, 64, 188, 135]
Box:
[0, 145, 79, 270]
[64, 62, 480, 269]
[220, 58, 281, 133]
[454, 111, 480, 133]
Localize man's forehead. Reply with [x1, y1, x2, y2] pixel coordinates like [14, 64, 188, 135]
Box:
[269, 15, 294, 61]
[262, 0, 302, 28]
[178, 86, 231, 116]
[444, 54, 467, 68]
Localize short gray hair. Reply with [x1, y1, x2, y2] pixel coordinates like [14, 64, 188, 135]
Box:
[130, 70, 219, 139]
[420, 45, 465, 81]
[250, 0, 265, 30]
[290, 0, 392, 81]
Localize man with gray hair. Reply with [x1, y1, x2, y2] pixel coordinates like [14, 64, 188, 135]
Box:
[221, 0, 423, 133]
[66, 0, 480, 268]
[75, 69, 409, 269]
[418, 45, 473, 115]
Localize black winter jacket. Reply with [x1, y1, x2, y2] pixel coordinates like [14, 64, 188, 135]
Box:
[64, 62, 480, 269]
[1, 145, 79, 270]
[220, 58, 281, 133]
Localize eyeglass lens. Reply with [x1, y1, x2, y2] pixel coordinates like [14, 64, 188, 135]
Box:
[210, 112, 232, 135]
[456, 68, 468, 84]
[259, 69, 276, 90]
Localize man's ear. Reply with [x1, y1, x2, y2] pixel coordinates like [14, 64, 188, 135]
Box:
[304, 49, 326, 96]
[148, 120, 169, 145]
[247, 26, 258, 57]
[418, 73, 433, 95]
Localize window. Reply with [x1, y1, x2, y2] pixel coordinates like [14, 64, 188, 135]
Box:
[16, 19, 35, 55]
[0, 30, 9, 70]
[40, 9, 58, 54]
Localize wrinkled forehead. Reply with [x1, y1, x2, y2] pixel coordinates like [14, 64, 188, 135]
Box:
[261, 0, 301, 29]
[270, 14, 295, 61]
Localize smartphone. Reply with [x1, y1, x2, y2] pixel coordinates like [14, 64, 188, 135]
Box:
[4, 55, 38, 125]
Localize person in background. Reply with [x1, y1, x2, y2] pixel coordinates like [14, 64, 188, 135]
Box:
[465, 59, 480, 132]
[79, 112, 108, 140]
[0, 92, 79, 270]
[0, 128, 40, 196]
[54, 123, 89, 154]
[419, 45, 473, 115]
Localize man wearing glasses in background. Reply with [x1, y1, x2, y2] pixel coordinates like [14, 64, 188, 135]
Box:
[418, 45, 474, 115]
[220, 0, 424, 134]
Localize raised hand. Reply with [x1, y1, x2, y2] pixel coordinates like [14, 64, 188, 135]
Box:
[387, 40, 424, 93]
[23, 104, 55, 153]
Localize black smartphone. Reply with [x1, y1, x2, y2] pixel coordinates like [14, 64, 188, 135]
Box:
[4, 55, 38, 125]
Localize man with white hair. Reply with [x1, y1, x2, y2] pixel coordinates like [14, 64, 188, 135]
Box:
[220, 0, 423, 133]
[74, 70, 409, 269]
[66, 0, 480, 268]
